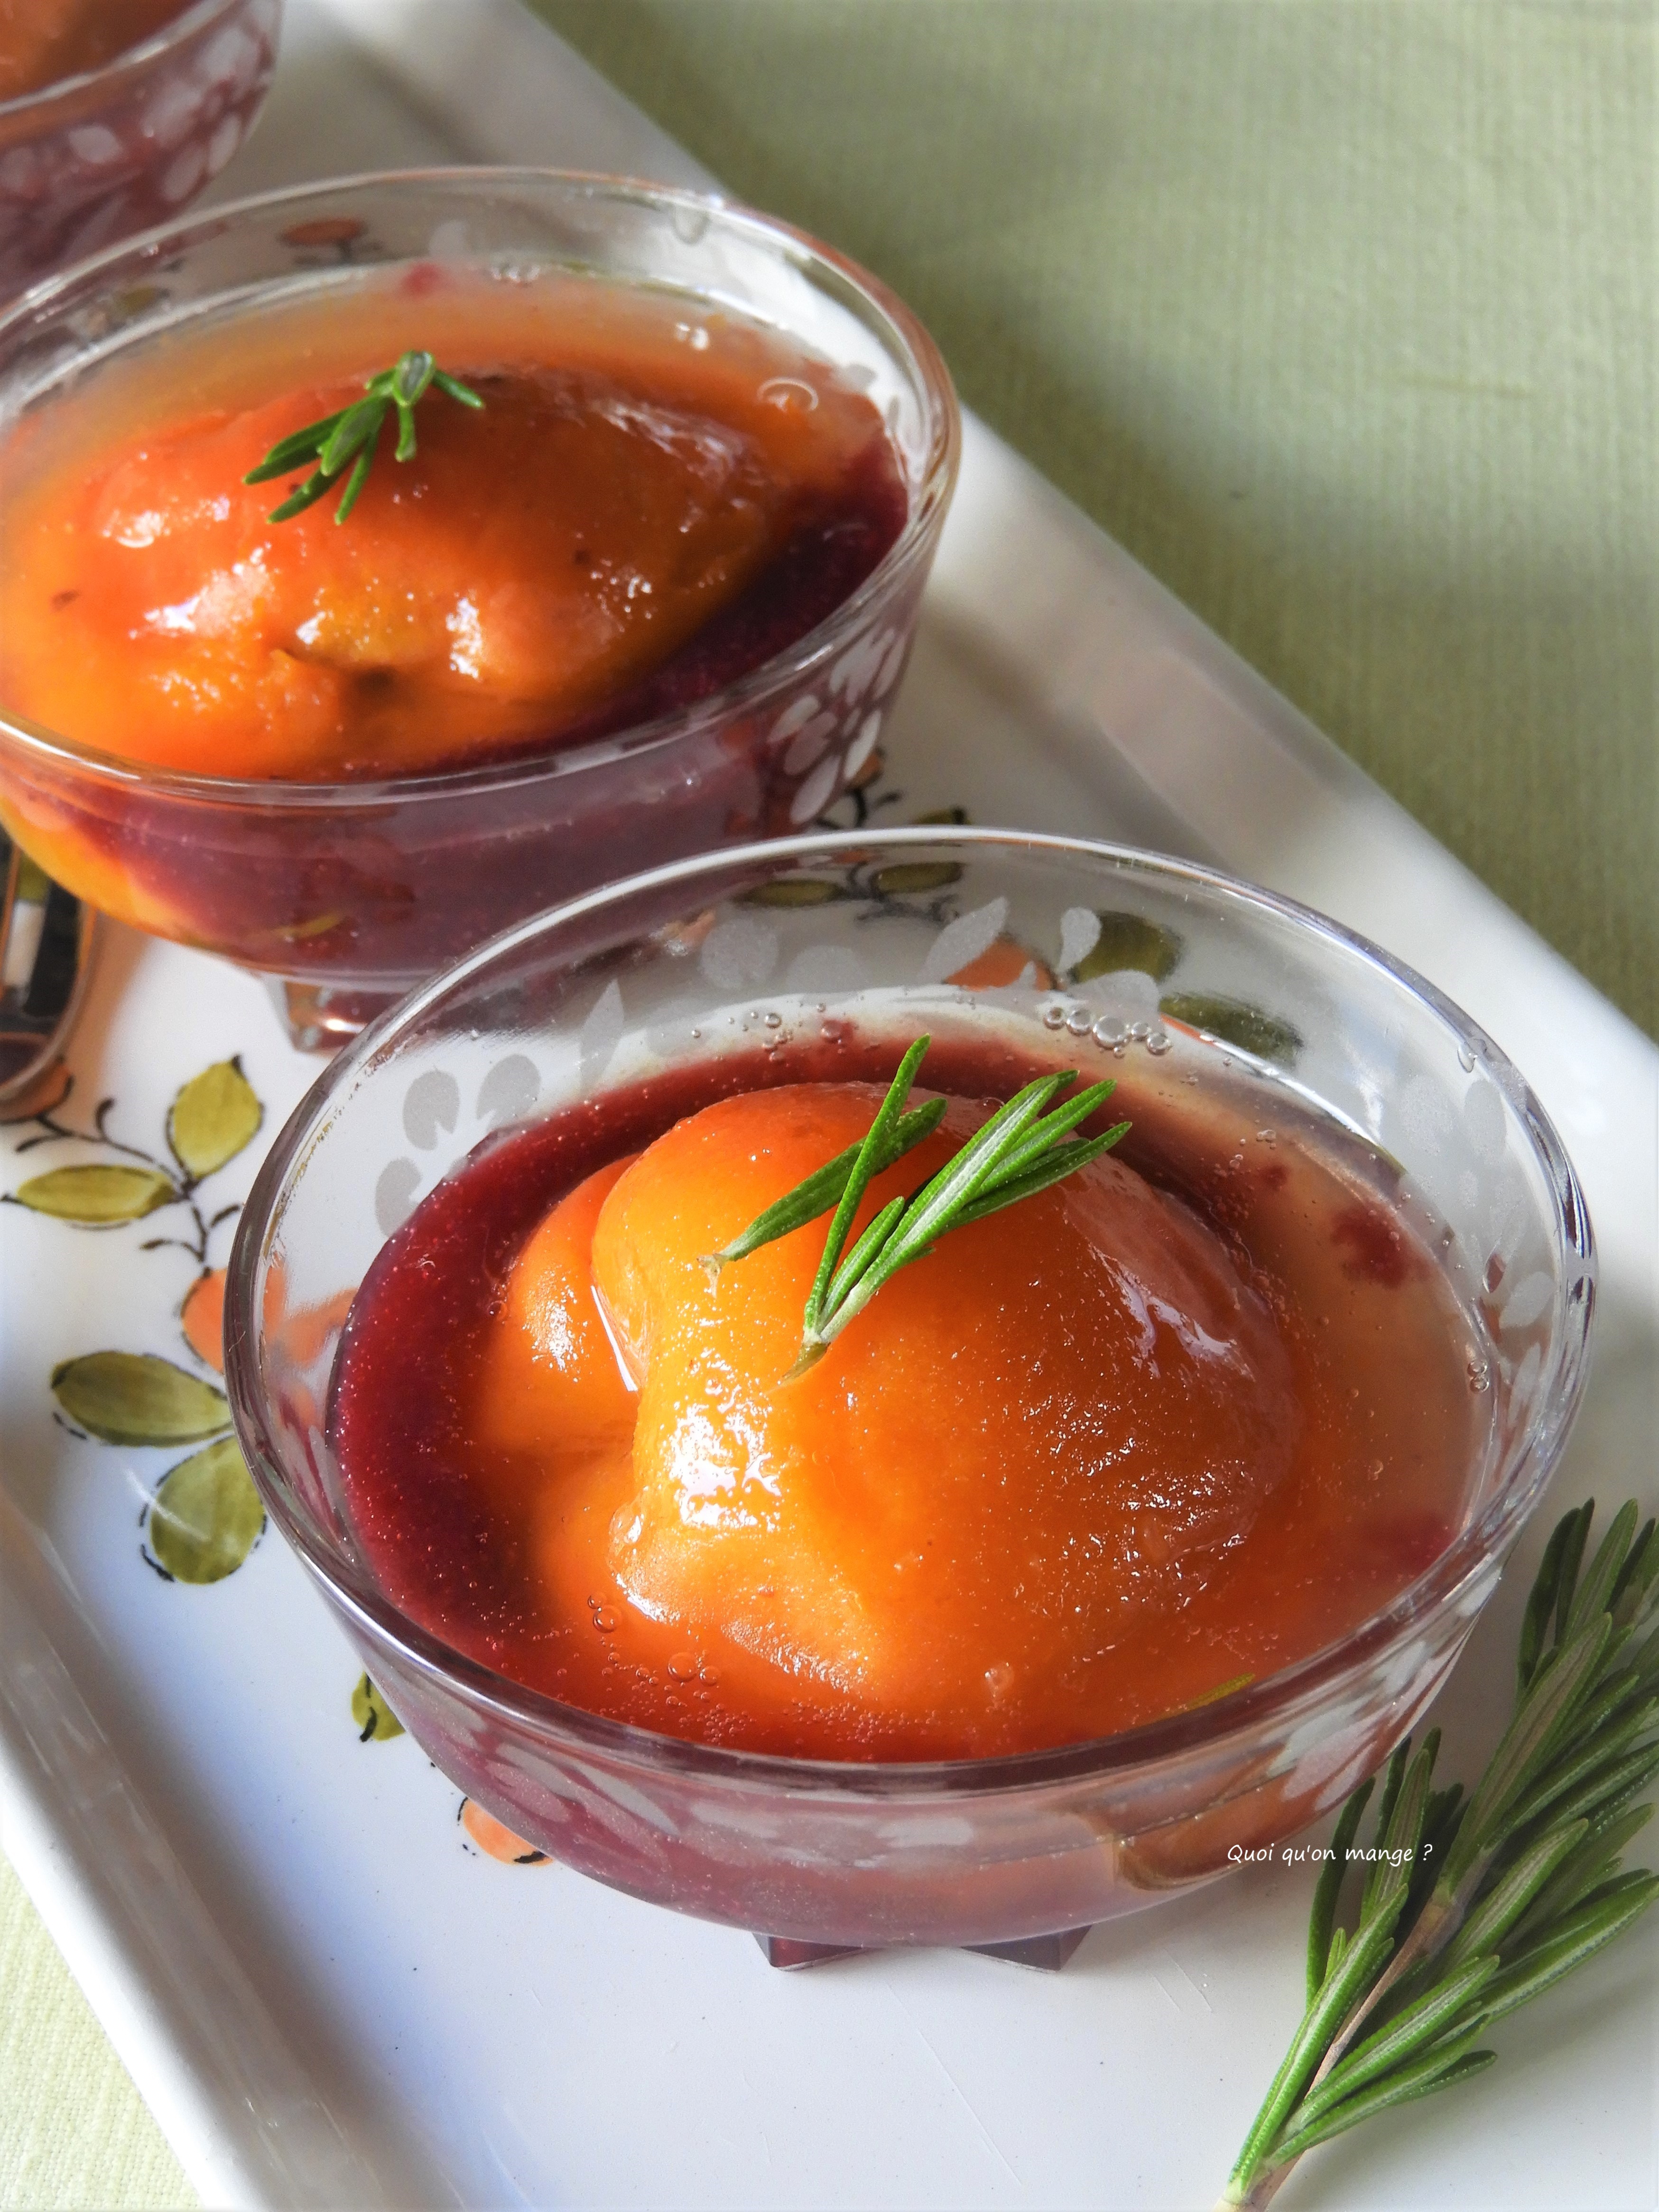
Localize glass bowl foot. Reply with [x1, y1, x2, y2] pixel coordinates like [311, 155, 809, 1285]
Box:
[754, 1926, 1093, 1972]
[754, 1935, 868, 1970]
[269, 977, 407, 1052]
[968, 1925, 1092, 1970]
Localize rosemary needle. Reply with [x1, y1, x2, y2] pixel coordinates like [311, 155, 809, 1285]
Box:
[1218, 1496, 1659, 2210]
[243, 349, 484, 525]
[710, 1035, 1128, 1373]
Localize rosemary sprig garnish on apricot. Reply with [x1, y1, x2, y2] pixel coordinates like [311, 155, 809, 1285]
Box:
[243, 349, 483, 524]
[712, 1035, 1128, 1374]
[1219, 1496, 1659, 2210]
[703, 1081, 948, 1280]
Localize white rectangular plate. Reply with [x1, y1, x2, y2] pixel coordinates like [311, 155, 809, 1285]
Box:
[2, 3, 1654, 2206]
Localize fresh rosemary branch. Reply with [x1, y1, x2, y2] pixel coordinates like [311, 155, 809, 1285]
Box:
[1219, 1497, 1659, 2211]
[703, 1078, 947, 1279]
[243, 350, 483, 524]
[709, 1035, 1128, 1375]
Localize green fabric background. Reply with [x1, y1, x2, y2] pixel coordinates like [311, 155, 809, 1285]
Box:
[0, 1859, 192, 2208]
[539, 0, 1656, 1038]
[0, 6, 1652, 2207]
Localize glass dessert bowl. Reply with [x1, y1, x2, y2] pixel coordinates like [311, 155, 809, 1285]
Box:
[225, 830, 1595, 1961]
[0, 0, 280, 298]
[0, 169, 958, 1045]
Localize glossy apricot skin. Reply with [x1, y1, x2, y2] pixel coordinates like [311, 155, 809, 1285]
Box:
[0, 276, 908, 984]
[480, 1084, 1298, 1754]
[475, 1156, 637, 1466]
[1, 345, 896, 782]
[332, 1037, 1481, 1764]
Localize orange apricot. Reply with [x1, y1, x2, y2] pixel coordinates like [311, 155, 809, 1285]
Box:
[473, 1157, 637, 1461]
[0, 278, 897, 785]
[544, 1083, 1299, 1744]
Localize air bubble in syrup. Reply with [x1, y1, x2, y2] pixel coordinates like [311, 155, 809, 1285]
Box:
[1065, 1006, 1094, 1036]
[759, 376, 818, 413]
[1093, 1016, 1126, 1047]
[1145, 1029, 1172, 1056]
[1040, 1002, 1067, 1031]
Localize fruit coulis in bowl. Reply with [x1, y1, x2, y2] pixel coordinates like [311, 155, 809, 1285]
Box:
[328, 1026, 1491, 1763]
[0, 265, 905, 781]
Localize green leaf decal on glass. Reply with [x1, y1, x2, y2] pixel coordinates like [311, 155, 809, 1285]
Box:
[872, 861, 963, 896]
[352, 1674, 406, 1742]
[1075, 911, 1184, 984]
[167, 1059, 263, 1179]
[13, 1164, 176, 1223]
[51, 1351, 229, 1444]
[740, 878, 843, 908]
[1159, 992, 1304, 1066]
[147, 1437, 263, 1583]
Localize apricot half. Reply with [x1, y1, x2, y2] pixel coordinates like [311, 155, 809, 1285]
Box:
[479, 1082, 1298, 1748]
[7, 368, 796, 781]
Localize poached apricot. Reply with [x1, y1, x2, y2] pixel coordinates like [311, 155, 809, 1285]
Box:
[331, 1041, 1483, 1760]
[0, 272, 904, 782]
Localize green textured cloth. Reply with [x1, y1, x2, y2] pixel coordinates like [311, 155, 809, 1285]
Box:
[0, 8, 1652, 2209]
[541, 0, 1657, 1038]
[0, 1857, 190, 2208]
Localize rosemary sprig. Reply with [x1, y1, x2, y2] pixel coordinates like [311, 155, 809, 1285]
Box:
[709, 1035, 1128, 1374]
[1219, 1497, 1659, 2210]
[242, 350, 483, 524]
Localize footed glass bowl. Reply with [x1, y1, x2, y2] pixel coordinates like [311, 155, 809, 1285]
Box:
[225, 830, 1594, 1959]
[0, 169, 958, 1047]
[0, 0, 280, 298]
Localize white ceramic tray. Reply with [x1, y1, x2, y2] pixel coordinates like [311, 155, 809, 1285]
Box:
[2, 3, 1654, 2205]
